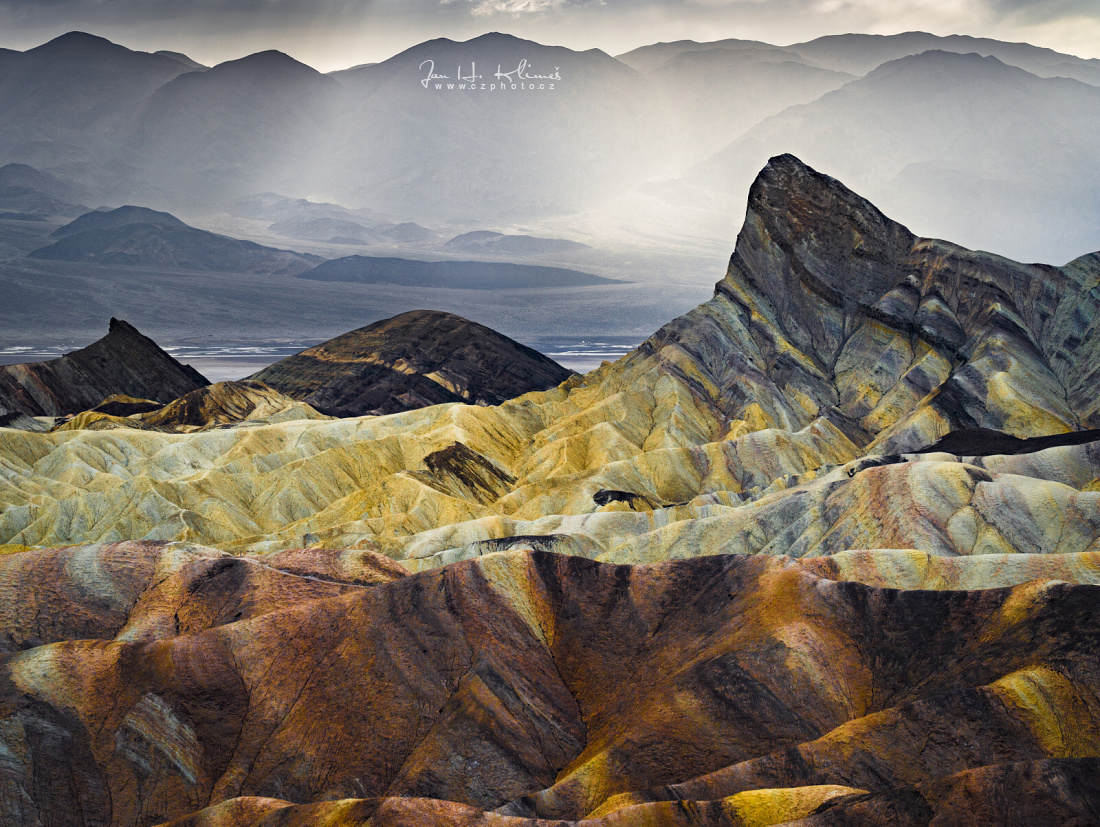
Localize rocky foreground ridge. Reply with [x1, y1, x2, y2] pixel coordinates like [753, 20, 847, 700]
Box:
[53, 380, 332, 433]
[3, 156, 1100, 824]
[2, 543, 1100, 825]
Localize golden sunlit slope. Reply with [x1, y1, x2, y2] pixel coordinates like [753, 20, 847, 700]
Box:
[2, 155, 1100, 566]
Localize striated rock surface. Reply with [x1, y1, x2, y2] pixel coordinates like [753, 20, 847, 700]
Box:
[250, 309, 576, 416]
[4, 158, 1100, 560]
[0, 318, 208, 418]
[1, 550, 1100, 825]
[5, 156, 1100, 824]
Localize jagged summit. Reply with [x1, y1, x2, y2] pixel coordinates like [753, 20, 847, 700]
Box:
[734, 153, 915, 301]
[0, 319, 208, 418]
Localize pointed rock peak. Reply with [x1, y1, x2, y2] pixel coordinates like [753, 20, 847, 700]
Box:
[107, 317, 139, 336]
[101, 318, 169, 352]
[741, 154, 915, 279]
[723, 156, 919, 365]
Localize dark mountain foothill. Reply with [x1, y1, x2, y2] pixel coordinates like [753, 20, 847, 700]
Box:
[251, 309, 575, 415]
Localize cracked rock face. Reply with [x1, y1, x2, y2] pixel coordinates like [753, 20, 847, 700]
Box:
[4, 156, 1100, 825]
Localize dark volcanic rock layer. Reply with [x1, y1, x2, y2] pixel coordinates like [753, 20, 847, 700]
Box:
[0, 318, 208, 417]
[250, 309, 575, 416]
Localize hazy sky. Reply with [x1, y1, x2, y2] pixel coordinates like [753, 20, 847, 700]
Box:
[1, 0, 1098, 71]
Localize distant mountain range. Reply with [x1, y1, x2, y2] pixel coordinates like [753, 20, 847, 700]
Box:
[0, 29, 1098, 262]
[298, 255, 623, 289]
[786, 31, 1100, 82]
[29, 205, 322, 274]
[688, 49, 1100, 262]
[0, 163, 87, 217]
[444, 231, 590, 255]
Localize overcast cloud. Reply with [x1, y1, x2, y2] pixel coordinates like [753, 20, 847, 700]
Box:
[1, 0, 1097, 70]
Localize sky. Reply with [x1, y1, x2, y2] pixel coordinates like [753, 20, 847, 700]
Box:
[1, 0, 1098, 71]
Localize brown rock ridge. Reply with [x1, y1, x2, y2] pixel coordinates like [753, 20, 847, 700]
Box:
[2, 548, 1100, 825]
[157, 759, 1100, 825]
[249, 309, 575, 416]
[0, 318, 208, 418]
[0, 541, 406, 654]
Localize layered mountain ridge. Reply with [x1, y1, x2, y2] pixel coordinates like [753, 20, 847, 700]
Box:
[3, 544, 1100, 826]
[4, 29, 1098, 262]
[30, 206, 322, 274]
[3, 155, 1099, 559]
[4, 157, 1100, 825]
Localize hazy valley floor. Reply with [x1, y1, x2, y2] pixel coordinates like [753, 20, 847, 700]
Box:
[0, 251, 716, 358]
